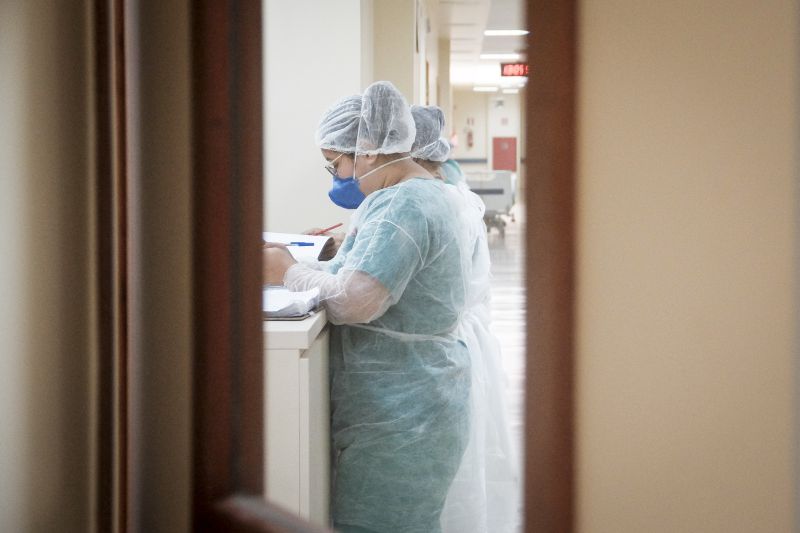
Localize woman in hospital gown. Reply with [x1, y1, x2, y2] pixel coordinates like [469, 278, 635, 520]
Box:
[410, 106, 521, 533]
[264, 81, 477, 533]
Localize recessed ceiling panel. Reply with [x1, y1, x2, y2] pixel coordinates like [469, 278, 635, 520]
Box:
[437, 0, 525, 84]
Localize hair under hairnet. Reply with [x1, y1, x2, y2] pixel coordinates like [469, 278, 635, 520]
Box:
[410, 105, 450, 162]
[315, 81, 416, 156]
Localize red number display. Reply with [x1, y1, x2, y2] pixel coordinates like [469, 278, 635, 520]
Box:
[500, 63, 529, 77]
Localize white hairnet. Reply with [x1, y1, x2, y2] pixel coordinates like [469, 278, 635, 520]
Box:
[410, 105, 450, 162]
[315, 81, 416, 155]
[315, 95, 361, 153]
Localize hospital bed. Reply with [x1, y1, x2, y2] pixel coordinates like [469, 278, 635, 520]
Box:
[465, 170, 516, 237]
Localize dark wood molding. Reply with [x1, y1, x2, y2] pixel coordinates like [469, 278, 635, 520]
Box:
[190, 2, 323, 531]
[524, 0, 577, 532]
[95, 0, 130, 530]
[113, 0, 130, 530]
[94, 1, 114, 530]
[209, 496, 330, 533]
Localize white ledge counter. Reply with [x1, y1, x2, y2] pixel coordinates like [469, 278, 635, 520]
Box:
[263, 310, 330, 527]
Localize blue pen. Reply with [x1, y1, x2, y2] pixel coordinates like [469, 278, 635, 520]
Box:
[288, 241, 314, 246]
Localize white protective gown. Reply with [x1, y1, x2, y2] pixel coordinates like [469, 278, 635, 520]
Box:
[439, 181, 521, 533]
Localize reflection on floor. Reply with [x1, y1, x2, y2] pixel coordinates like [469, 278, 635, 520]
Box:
[486, 204, 526, 474]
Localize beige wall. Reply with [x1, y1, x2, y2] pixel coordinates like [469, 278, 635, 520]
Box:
[372, 0, 417, 102]
[577, 1, 798, 532]
[0, 1, 91, 530]
[419, 0, 440, 106]
[452, 89, 489, 162]
[264, 0, 368, 232]
[452, 88, 524, 176]
[438, 37, 452, 129]
[487, 92, 521, 171]
[361, 0, 375, 87]
[265, 0, 435, 233]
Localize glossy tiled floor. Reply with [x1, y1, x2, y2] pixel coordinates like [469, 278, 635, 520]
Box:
[486, 204, 526, 473]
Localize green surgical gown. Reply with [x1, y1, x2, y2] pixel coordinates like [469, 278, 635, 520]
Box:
[326, 178, 471, 533]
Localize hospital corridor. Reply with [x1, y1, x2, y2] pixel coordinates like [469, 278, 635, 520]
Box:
[487, 205, 525, 456]
[2, 0, 799, 532]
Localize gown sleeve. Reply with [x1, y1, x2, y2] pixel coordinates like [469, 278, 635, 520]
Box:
[283, 190, 428, 325]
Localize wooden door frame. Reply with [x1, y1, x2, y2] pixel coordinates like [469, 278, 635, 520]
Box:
[94, 0, 129, 530]
[190, 1, 326, 531]
[524, 1, 577, 531]
[186, 0, 578, 531]
[93, 0, 577, 530]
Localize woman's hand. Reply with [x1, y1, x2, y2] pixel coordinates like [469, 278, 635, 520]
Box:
[262, 242, 297, 285]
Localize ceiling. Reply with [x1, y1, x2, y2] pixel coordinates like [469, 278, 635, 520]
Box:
[436, 0, 527, 89]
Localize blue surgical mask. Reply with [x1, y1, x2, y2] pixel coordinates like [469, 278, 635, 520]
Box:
[328, 175, 366, 209]
[326, 154, 412, 209]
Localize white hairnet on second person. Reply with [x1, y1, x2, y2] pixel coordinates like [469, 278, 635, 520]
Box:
[410, 105, 450, 162]
[315, 81, 416, 155]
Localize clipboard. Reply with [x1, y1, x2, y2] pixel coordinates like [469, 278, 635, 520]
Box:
[263, 308, 319, 321]
[263, 231, 335, 262]
[262, 286, 320, 319]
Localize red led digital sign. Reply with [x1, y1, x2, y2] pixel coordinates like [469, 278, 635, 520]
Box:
[500, 63, 529, 77]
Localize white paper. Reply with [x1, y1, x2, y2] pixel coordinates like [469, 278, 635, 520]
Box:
[263, 231, 333, 262]
[263, 286, 320, 318]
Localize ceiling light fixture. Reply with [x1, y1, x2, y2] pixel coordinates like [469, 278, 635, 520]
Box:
[473, 86, 499, 92]
[479, 53, 521, 60]
[484, 30, 529, 37]
[499, 76, 527, 84]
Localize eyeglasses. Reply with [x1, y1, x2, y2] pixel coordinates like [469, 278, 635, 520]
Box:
[324, 153, 349, 177]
